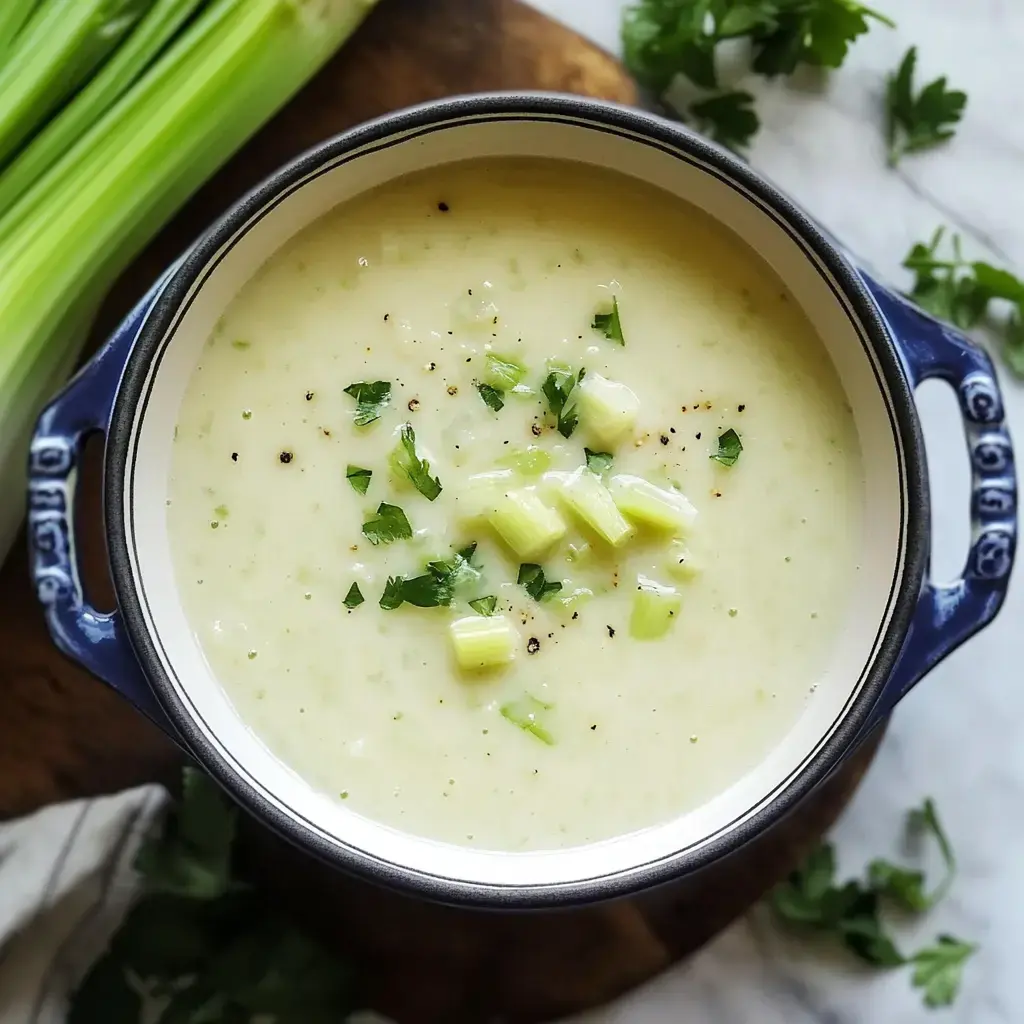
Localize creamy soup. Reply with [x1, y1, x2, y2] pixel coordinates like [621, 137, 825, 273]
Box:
[167, 159, 862, 851]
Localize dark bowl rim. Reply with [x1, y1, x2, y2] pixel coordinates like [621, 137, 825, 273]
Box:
[105, 92, 927, 909]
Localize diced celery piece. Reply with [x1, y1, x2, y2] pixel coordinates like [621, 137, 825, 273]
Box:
[546, 467, 634, 547]
[486, 487, 566, 560]
[455, 470, 514, 521]
[500, 694, 555, 744]
[609, 474, 698, 533]
[665, 539, 701, 580]
[630, 576, 682, 640]
[450, 615, 517, 671]
[498, 445, 552, 477]
[484, 353, 527, 391]
[557, 586, 594, 616]
[576, 372, 640, 447]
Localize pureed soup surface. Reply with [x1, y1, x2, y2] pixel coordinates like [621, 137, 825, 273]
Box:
[168, 158, 862, 851]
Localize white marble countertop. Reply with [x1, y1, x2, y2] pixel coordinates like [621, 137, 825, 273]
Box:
[527, 2, 1024, 1022]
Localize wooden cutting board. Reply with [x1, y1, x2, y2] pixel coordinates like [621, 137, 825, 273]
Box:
[0, 0, 883, 1019]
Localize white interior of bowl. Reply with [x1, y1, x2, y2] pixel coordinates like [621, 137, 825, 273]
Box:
[121, 110, 907, 890]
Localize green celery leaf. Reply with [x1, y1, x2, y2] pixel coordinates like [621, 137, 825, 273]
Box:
[343, 380, 391, 426]
[361, 502, 413, 546]
[710, 427, 743, 466]
[912, 935, 977, 1007]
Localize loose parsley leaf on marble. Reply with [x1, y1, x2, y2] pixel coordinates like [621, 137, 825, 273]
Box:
[343, 582, 365, 609]
[911, 936, 978, 1008]
[517, 563, 563, 602]
[361, 502, 413, 546]
[542, 364, 584, 438]
[689, 90, 759, 150]
[469, 595, 498, 616]
[391, 423, 442, 500]
[710, 427, 743, 466]
[768, 798, 976, 1008]
[591, 295, 626, 345]
[476, 382, 506, 411]
[885, 46, 967, 167]
[345, 465, 372, 494]
[903, 228, 1024, 377]
[343, 380, 391, 426]
[584, 448, 614, 475]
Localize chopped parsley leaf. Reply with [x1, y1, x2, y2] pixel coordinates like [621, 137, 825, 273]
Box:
[912, 936, 978, 1008]
[361, 502, 412, 546]
[379, 576, 405, 610]
[885, 46, 967, 167]
[469, 595, 498, 616]
[710, 428, 743, 466]
[345, 465, 372, 494]
[343, 582, 364, 609]
[517, 563, 563, 602]
[690, 90, 759, 151]
[343, 380, 391, 426]
[476, 382, 505, 411]
[541, 364, 584, 438]
[379, 544, 481, 610]
[591, 296, 625, 345]
[584, 448, 614, 475]
[391, 423, 442, 500]
[500, 694, 555, 745]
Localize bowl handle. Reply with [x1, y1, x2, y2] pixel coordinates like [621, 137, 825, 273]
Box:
[858, 273, 1017, 736]
[28, 270, 179, 737]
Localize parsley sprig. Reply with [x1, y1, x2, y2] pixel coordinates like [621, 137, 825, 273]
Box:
[885, 46, 967, 167]
[541, 364, 584, 438]
[343, 380, 391, 426]
[390, 423, 442, 500]
[69, 769, 355, 1023]
[380, 544, 481, 610]
[903, 227, 1024, 377]
[622, 0, 894, 151]
[769, 798, 976, 1008]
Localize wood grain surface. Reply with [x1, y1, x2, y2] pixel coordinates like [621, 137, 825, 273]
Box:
[0, 1, 883, 1020]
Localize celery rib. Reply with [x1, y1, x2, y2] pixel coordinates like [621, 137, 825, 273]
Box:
[0, 0, 378, 558]
[0, 0, 156, 171]
[0, 0, 38, 68]
[0, 0, 205, 222]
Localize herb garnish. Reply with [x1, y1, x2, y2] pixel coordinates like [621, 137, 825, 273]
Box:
[343, 582, 364, 609]
[391, 423, 442, 500]
[345, 465, 372, 494]
[69, 769, 354, 1021]
[541, 364, 584, 438]
[769, 798, 976, 1008]
[517, 563, 563, 602]
[591, 296, 625, 345]
[379, 544, 481, 610]
[476, 382, 505, 411]
[885, 46, 966, 167]
[584, 448, 614, 475]
[343, 380, 391, 426]
[621, 0, 893, 150]
[500, 694, 555, 745]
[361, 502, 412, 546]
[903, 228, 1024, 376]
[469, 595, 498, 616]
[710, 427, 743, 466]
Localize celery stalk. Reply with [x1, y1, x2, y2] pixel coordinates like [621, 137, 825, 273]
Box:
[0, 0, 378, 558]
[0, 0, 155, 169]
[546, 468, 635, 547]
[0, 0, 205, 221]
[630, 576, 682, 640]
[450, 615, 517, 671]
[486, 488, 567, 560]
[0, 0, 38, 66]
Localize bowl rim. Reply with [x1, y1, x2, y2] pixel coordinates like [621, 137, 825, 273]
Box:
[105, 92, 927, 907]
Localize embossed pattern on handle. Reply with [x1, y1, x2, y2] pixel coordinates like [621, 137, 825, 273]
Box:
[29, 274, 177, 732]
[861, 274, 1017, 731]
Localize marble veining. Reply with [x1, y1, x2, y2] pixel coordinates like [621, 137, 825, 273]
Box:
[526, 1, 1024, 1021]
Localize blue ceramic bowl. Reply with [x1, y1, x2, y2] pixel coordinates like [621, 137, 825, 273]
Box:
[27, 95, 1018, 907]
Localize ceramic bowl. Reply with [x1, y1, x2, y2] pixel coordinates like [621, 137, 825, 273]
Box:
[28, 95, 1018, 907]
